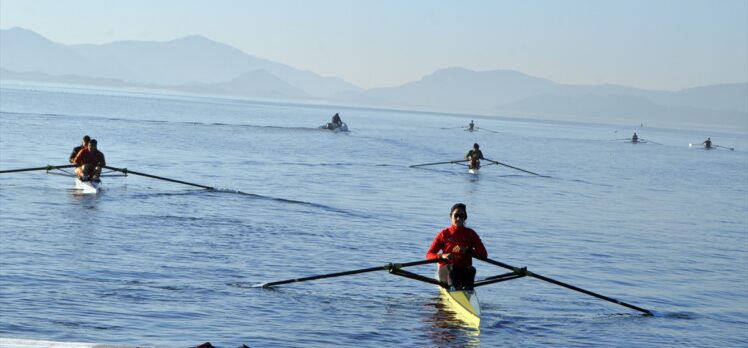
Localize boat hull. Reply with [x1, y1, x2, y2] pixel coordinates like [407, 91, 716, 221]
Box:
[439, 286, 481, 327]
[319, 122, 349, 132]
[75, 178, 101, 194]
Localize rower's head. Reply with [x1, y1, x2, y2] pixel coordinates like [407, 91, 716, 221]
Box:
[82, 135, 91, 145]
[473, 143, 479, 150]
[88, 139, 98, 150]
[450, 203, 467, 226]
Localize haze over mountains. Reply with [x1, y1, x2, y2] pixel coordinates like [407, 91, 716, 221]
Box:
[1, 27, 746, 132]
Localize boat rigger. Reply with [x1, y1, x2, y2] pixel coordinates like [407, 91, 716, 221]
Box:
[254, 255, 652, 327]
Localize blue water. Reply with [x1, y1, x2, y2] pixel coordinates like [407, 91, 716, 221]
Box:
[1, 82, 747, 347]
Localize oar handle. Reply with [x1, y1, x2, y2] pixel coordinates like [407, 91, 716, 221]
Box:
[104, 166, 214, 189]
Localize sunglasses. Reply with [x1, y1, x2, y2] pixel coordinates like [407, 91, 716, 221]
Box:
[453, 213, 467, 219]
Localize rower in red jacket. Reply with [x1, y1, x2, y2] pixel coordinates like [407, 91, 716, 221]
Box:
[426, 203, 487, 290]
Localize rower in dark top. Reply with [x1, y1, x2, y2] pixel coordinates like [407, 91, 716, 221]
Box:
[327, 113, 343, 129]
[632, 132, 639, 143]
[468, 120, 475, 131]
[465, 143, 484, 170]
[702, 137, 712, 149]
[73, 139, 106, 181]
[69, 135, 91, 163]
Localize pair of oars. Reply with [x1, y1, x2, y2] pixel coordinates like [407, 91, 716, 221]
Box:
[409, 159, 548, 177]
[609, 138, 662, 145]
[0, 164, 215, 190]
[689, 143, 734, 151]
[253, 256, 652, 316]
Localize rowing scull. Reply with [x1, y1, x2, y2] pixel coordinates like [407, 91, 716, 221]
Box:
[439, 286, 481, 327]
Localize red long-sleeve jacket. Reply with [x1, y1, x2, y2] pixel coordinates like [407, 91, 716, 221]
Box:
[426, 225, 487, 268]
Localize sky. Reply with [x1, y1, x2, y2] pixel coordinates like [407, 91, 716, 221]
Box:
[1, 0, 746, 90]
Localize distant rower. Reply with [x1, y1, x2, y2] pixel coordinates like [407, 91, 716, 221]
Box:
[702, 137, 712, 149]
[632, 132, 639, 143]
[465, 143, 484, 170]
[468, 120, 475, 131]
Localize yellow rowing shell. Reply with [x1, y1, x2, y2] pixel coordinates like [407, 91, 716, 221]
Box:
[439, 287, 481, 327]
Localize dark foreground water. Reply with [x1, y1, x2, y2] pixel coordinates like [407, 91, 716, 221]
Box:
[1, 83, 747, 347]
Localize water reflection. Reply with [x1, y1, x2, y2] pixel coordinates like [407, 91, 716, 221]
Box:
[421, 295, 481, 347]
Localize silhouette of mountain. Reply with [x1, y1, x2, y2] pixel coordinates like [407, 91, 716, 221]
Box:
[332, 67, 747, 131]
[1, 27, 745, 132]
[177, 70, 309, 98]
[0, 27, 360, 98]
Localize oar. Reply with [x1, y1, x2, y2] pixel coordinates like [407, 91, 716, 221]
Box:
[484, 159, 547, 177]
[715, 145, 735, 151]
[640, 138, 662, 145]
[410, 160, 468, 168]
[473, 255, 652, 316]
[253, 259, 440, 288]
[0, 164, 75, 174]
[609, 138, 630, 141]
[440, 126, 466, 129]
[478, 127, 499, 133]
[103, 166, 214, 190]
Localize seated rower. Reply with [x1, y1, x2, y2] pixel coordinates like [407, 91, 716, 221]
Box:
[426, 203, 488, 290]
[465, 143, 484, 170]
[702, 137, 712, 149]
[69, 135, 90, 163]
[73, 139, 106, 181]
[324, 113, 343, 130]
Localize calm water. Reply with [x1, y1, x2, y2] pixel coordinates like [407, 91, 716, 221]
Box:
[1, 82, 747, 347]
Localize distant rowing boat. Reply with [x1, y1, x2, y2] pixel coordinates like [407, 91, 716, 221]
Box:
[319, 122, 349, 132]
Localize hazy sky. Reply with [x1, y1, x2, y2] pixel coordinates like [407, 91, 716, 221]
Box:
[1, 0, 746, 90]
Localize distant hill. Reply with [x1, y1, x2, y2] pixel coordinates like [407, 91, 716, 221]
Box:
[1, 27, 746, 132]
[0, 27, 129, 79]
[178, 70, 309, 99]
[0, 27, 360, 98]
[332, 67, 747, 132]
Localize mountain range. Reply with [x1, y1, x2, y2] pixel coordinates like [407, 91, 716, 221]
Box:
[1, 27, 746, 132]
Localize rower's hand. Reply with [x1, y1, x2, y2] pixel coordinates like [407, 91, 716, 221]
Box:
[440, 253, 453, 260]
